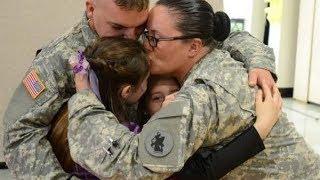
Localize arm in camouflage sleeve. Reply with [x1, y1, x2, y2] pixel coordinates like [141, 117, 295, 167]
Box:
[220, 31, 277, 80]
[68, 83, 238, 179]
[3, 55, 73, 179]
[67, 90, 169, 179]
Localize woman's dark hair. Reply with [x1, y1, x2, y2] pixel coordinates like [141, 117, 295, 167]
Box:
[156, 0, 230, 47]
[85, 37, 149, 123]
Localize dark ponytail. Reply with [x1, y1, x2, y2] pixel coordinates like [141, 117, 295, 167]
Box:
[156, 0, 230, 46]
[212, 11, 230, 41]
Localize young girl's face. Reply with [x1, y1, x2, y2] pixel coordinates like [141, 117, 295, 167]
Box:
[146, 78, 180, 116]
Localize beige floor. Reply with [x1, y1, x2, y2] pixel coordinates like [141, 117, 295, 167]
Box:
[1, 98, 319, 179]
[283, 98, 320, 154]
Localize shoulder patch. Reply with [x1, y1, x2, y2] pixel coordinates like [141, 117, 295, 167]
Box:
[145, 130, 173, 157]
[138, 101, 187, 172]
[22, 69, 46, 99]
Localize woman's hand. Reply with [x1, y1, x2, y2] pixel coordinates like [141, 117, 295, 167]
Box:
[254, 85, 282, 140]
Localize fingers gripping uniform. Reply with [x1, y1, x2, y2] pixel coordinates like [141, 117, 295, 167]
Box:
[3, 14, 97, 179]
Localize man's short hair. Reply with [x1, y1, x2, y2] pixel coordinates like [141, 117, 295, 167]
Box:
[114, 0, 149, 11]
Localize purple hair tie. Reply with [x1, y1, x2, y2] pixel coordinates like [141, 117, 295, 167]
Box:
[73, 50, 87, 74]
[124, 121, 141, 134]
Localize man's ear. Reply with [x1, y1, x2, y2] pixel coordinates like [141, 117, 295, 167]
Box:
[188, 38, 203, 58]
[86, 0, 95, 20]
[121, 85, 132, 100]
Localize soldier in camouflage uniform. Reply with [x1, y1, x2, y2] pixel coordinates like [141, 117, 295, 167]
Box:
[4, 0, 280, 179]
[3, 1, 148, 179]
[66, 0, 320, 179]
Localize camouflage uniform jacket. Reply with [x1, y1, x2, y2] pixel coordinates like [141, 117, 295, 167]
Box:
[3, 14, 97, 179]
[66, 48, 293, 179]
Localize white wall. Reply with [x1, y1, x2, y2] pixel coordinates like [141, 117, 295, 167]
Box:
[0, 0, 83, 161]
[251, 0, 267, 41]
[206, 0, 224, 11]
[276, 0, 300, 88]
[308, 0, 320, 104]
[293, 0, 316, 102]
[267, 0, 300, 88]
[294, 0, 320, 104]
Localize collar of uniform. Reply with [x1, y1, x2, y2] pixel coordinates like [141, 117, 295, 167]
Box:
[182, 48, 214, 84]
[81, 12, 98, 47]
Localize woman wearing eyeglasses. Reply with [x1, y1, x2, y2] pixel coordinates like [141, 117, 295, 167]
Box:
[139, 0, 320, 179]
[67, 0, 320, 179]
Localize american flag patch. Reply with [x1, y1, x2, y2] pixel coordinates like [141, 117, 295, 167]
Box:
[23, 70, 46, 99]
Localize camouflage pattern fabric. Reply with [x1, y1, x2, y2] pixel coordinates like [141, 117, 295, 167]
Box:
[219, 31, 277, 80]
[67, 49, 320, 179]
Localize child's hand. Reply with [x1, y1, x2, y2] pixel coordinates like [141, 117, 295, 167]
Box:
[254, 85, 282, 140]
[68, 54, 90, 92]
[161, 92, 177, 108]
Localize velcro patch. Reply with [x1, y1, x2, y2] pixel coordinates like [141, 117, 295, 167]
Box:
[22, 69, 46, 99]
[145, 130, 174, 157]
[138, 101, 186, 173]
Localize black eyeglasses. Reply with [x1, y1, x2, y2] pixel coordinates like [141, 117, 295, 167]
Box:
[142, 31, 203, 48]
